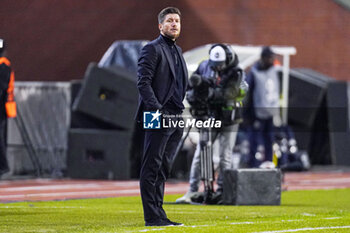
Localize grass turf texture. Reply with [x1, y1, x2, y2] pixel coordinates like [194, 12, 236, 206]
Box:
[1, 189, 350, 233]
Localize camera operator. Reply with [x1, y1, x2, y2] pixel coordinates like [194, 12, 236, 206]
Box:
[176, 44, 248, 204]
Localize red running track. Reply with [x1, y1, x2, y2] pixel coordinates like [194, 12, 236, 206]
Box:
[0, 171, 350, 202]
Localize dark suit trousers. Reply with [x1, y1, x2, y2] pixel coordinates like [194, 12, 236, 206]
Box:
[140, 124, 183, 222]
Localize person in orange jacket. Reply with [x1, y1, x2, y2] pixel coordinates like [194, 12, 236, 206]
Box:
[0, 38, 16, 177]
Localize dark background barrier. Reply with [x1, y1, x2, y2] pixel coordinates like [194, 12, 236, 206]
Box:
[6, 83, 70, 176]
[288, 69, 350, 166]
[72, 63, 138, 130]
[67, 64, 139, 179]
[6, 67, 350, 178]
[67, 128, 132, 180]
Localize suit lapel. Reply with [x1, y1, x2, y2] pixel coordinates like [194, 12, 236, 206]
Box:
[175, 45, 188, 94]
[158, 36, 188, 96]
[159, 38, 176, 80]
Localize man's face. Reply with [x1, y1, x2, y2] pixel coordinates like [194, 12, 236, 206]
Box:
[261, 55, 274, 69]
[215, 62, 226, 71]
[159, 13, 181, 40]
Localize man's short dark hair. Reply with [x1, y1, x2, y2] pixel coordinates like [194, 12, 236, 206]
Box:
[158, 7, 181, 24]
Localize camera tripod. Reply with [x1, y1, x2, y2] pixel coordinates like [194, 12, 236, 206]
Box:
[199, 126, 215, 203]
[174, 117, 219, 204]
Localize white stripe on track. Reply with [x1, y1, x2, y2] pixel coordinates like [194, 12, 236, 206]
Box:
[299, 178, 350, 184]
[0, 186, 186, 200]
[0, 189, 140, 199]
[0, 182, 144, 192]
[254, 225, 350, 233]
[1, 184, 103, 191]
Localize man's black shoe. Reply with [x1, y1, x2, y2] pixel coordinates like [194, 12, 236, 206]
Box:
[145, 219, 174, 227]
[163, 218, 184, 226]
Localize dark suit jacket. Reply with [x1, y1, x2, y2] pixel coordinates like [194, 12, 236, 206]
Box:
[136, 35, 188, 121]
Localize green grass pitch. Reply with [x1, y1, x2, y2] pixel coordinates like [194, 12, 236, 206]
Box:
[1, 189, 350, 232]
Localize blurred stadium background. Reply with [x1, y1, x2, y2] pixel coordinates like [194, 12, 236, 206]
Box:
[0, 0, 350, 183]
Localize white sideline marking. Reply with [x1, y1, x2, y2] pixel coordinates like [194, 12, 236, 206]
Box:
[184, 225, 211, 227]
[139, 229, 165, 232]
[230, 222, 254, 225]
[253, 225, 350, 233]
[131, 225, 212, 232]
[35, 230, 56, 233]
[230, 217, 341, 226]
[301, 213, 316, 216]
[166, 211, 211, 214]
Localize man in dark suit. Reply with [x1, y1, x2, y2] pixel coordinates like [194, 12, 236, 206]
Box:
[136, 7, 188, 227]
